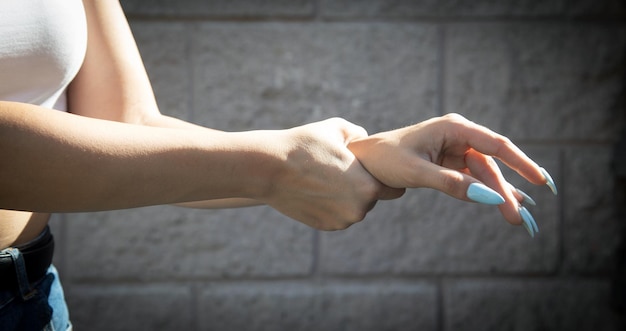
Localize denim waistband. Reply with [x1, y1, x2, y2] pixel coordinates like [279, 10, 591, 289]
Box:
[0, 226, 54, 295]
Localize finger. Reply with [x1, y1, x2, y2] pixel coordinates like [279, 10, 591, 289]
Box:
[411, 157, 483, 202]
[377, 186, 406, 200]
[412, 151, 527, 227]
[510, 185, 524, 203]
[465, 149, 522, 225]
[508, 183, 537, 206]
[444, 115, 546, 186]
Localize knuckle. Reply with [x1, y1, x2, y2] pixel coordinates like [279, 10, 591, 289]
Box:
[317, 209, 365, 231]
[328, 116, 347, 126]
[438, 113, 471, 135]
[492, 135, 513, 155]
[325, 220, 354, 231]
[441, 172, 466, 197]
[494, 134, 513, 146]
[313, 218, 345, 231]
[346, 209, 367, 225]
[341, 203, 370, 227]
[442, 113, 467, 123]
[354, 124, 368, 137]
[360, 179, 381, 201]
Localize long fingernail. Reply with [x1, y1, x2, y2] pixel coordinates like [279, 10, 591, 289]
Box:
[467, 183, 505, 205]
[519, 206, 538, 238]
[516, 188, 537, 206]
[540, 167, 557, 195]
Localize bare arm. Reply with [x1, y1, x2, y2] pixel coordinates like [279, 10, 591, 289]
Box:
[1, 101, 401, 229]
[0, 0, 403, 229]
[68, 0, 258, 209]
[0, 101, 275, 212]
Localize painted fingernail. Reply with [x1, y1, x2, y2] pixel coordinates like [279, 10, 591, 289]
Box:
[521, 218, 533, 238]
[519, 206, 538, 238]
[516, 188, 537, 206]
[467, 183, 506, 205]
[540, 167, 557, 195]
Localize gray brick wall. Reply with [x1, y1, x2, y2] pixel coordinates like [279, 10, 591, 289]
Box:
[51, 0, 625, 330]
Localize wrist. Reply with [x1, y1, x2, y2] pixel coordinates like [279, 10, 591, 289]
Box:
[221, 130, 291, 201]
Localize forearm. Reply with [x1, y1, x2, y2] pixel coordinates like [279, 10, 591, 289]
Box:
[142, 113, 220, 132]
[140, 113, 265, 209]
[65, 0, 260, 210]
[0, 101, 277, 212]
[174, 198, 262, 209]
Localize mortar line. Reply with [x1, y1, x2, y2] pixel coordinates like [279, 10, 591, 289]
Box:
[126, 14, 626, 25]
[436, 278, 445, 331]
[313, 0, 321, 22]
[67, 273, 614, 287]
[310, 230, 321, 279]
[184, 22, 195, 123]
[190, 282, 200, 331]
[437, 23, 447, 116]
[557, 147, 566, 274]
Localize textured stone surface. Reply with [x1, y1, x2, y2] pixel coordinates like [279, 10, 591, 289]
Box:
[446, 23, 625, 142]
[66, 285, 193, 331]
[48, 0, 626, 329]
[198, 280, 437, 331]
[48, 213, 66, 274]
[121, 0, 314, 18]
[563, 146, 622, 274]
[64, 206, 313, 281]
[320, 0, 626, 18]
[320, 147, 560, 275]
[121, 0, 626, 19]
[564, 0, 626, 17]
[444, 279, 624, 331]
[130, 22, 190, 120]
[320, 0, 561, 18]
[189, 23, 439, 133]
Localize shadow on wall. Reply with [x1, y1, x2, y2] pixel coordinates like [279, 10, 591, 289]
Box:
[612, 104, 626, 315]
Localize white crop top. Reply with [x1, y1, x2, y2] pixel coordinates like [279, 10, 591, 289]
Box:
[0, 0, 87, 111]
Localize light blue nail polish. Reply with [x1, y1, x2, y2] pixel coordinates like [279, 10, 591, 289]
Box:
[540, 167, 558, 195]
[522, 206, 539, 233]
[519, 206, 538, 237]
[521, 218, 534, 238]
[467, 183, 505, 205]
[516, 188, 537, 206]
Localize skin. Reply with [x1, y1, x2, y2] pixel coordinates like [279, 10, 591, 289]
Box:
[0, 0, 401, 247]
[348, 113, 548, 226]
[0, 0, 548, 248]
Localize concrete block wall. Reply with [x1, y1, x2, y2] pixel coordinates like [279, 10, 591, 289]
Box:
[50, 0, 625, 330]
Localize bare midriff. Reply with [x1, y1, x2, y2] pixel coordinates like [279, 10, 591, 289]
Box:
[0, 210, 50, 249]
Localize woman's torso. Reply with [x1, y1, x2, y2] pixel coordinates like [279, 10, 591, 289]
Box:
[0, 0, 87, 248]
[0, 211, 50, 248]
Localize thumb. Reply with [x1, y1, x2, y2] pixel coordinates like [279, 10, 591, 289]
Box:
[416, 161, 504, 205]
[333, 118, 369, 143]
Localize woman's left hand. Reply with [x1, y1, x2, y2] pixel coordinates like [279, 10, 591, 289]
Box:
[347, 113, 556, 229]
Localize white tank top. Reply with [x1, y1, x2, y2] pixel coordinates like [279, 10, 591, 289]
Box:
[0, 0, 87, 111]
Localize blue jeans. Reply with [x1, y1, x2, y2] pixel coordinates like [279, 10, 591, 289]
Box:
[0, 247, 70, 331]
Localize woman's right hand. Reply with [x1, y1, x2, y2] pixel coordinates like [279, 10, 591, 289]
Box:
[258, 118, 405, 231]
